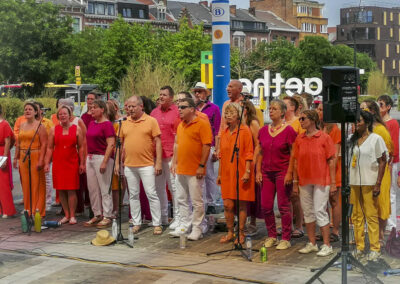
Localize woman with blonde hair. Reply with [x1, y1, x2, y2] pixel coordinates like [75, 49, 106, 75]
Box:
[218, 102, 255, 244]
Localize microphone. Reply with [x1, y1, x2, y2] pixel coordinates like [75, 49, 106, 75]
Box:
[114, 117, 127, 123]
[41, 107, 51, 111]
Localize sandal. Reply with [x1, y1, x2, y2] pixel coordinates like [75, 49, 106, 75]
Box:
[96, 218, 112, 228]
[84, 216, 102, 227]
[220, 233, 234, 244]
[69, 217, 77, 225]
[234, 231, 245, 245]
[153, 226, 163, 235]
[132, 225, 141, 234]
[59, 217, 70, 224]
[330, 233, 339, 243]
[291, 228, 304, 238]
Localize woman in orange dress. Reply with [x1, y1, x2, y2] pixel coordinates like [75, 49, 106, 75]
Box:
[218, 102, 255, 244]
[13, 102, 48, 217]
[0, 104, 16, 218]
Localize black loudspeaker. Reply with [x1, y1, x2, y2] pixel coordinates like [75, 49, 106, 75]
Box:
[322, 66, 360, 123]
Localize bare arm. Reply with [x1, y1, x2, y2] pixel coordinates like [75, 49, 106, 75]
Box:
[328, 157, 337, 195]
[154, 135, 162, 176]
[100, 136, 115, 174]
[255, 143, 263, 184]
[37, 125, 48, 170]
[374, 152, 387, 196]
[44, 127, 55, 172]
[77, 126, 86, 174]
[196, 144, 211, 179]
[78, 119, 87, 160]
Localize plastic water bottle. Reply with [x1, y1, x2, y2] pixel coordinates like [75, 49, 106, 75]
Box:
[260, 245, 267, 262]
[383, 269, 400, 276]
[246, 236, 252, 258]
[43, 221, 61, 228]
[21, 212, 28, 233]
[112, 219, 118, 239]
[179, 228, 186, 249]
[34, 209, 41, 233]
[128, 224, 134, 247]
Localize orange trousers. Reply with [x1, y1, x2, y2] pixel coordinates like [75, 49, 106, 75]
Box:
[19, 150, 46, 217]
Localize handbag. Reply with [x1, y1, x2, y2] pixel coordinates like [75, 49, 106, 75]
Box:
[386, 227, 400, 258]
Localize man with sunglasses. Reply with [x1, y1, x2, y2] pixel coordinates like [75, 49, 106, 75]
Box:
[378, 95, 399, 233]
[170, 98, 212, 240]
[193, 82, 221, 215]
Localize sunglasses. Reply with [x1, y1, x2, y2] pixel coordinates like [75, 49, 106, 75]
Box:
[178, 105, 190, 110]
[299, 117, 307, 122]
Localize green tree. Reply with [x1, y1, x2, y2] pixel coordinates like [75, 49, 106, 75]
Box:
[367, 70, 393, 97]
[0, 0, 72, 93]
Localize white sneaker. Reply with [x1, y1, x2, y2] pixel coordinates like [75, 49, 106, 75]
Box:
[299, 242, 319, 254]
[352, 249, 365, 259]
[264, 237, 278, 248]
[169, 226, 190, 237]
[169, 218, 180, 230]
[276, 240, 291, 250]
[368, 250, 381, 262]
[316, 244, 333, 257]
[187, 228, 203, 241]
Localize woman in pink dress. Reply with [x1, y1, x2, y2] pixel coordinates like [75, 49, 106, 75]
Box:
[44, 106, 85, 224]
[0, 104, 16, 218]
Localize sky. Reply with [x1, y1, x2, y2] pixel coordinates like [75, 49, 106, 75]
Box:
[177, 0, 400, 27]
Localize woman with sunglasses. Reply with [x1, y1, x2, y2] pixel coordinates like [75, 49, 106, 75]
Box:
[349, 110, 387, 261]
[360, 99, 393, 243]
[293, 110, 336, 257]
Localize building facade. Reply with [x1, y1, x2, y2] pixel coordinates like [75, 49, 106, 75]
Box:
[250, 0, 328, 41]
[336, 6, 400, 89]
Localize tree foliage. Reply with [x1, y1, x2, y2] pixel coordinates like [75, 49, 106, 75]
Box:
[367, 70, 393, 97]
[0, 0, 72, 93]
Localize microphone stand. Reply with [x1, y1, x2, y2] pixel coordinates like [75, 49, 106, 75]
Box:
[108, 119, 134, 247]
[207, 97, 257, 261]
[22, 119, 43, 235]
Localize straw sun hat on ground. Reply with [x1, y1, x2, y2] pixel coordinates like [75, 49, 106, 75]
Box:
[91, 230, 115, 246]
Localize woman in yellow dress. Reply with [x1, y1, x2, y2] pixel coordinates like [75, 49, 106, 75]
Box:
[360, 100, 393, 242]
[13, 102, 48, 217]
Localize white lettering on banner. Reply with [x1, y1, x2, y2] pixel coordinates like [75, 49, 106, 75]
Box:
[239, 70, 323, 99]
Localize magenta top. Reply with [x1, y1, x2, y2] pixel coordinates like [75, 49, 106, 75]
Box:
[86, 120, 115, 155]
[258, 124, 297, 172]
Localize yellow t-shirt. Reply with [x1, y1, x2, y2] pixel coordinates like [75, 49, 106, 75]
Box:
[373, 123, 393, 155]
[290, 118, 305, 135]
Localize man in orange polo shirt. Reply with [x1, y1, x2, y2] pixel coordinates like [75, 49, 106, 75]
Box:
[170, 98, 212, 240]
[118, 96, 163, 235]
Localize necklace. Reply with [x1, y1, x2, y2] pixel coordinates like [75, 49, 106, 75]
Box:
[270, 122, 285, 133]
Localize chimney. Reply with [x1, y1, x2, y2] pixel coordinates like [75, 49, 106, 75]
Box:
[230, 5, 236, 16]
[199, 1, 208, 7]
[249, 7, 255, 16]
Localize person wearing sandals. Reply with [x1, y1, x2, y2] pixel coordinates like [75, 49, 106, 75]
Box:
[116, 96, 163, 236]
[217, 102, 254, 245]
[84, 100, 116, 228]
[349, 110, 387, 261]
[316, 103, 341, 243]
[44, 106, 85, 225]
[256, 100, 297, 250]
[293, 110, 337, 257]
[242, 100, 262, 237]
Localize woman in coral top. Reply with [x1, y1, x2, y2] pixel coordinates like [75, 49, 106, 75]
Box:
[44, 106, 86, 225]
[13, 102, 48, 217]
[293, 110, 336, 257]
[217, 102, 254, 245]
[0, 104, 16, 218]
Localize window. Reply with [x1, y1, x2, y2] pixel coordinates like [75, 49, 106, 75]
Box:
[312, 24, 316, 33]
[232, 21, 243, 29]
[139, 9, 145, 19]
[96, 3, 105, 15]
[386, 44, 389, 58]
[122, 8, 132, 18]
[291, 37, 296, 44]
[308, 7, 312, 16]
[341, 28, 345, 36]
[87, 2, 94, 14]
[301, 23, 311, 32]
[297, 5, 307, 14]
[393, 60, 396, 70]
[107, 4, 114, 16]
[261, 38, 268, 44]
[157, 7, 166, 20]
[254, 22, 263, 30]
[320, 25, 327, 34]
[72, 17, 80, 33]
[391, 28, 393, 38]
[384, 11, 387, 25]
[251, 38, 257, 50]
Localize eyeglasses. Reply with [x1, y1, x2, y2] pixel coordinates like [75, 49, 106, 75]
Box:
[299, 117, 308, 122]
[178, 105, 190, 110]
